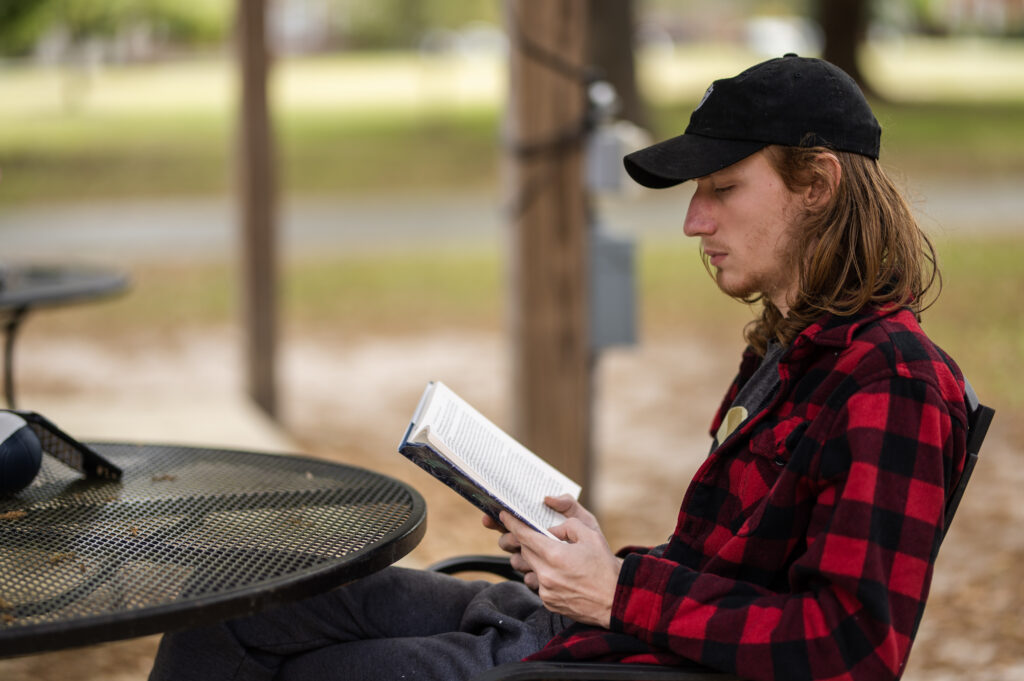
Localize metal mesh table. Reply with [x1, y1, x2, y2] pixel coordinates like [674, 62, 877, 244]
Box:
[0, 443, 426, 657]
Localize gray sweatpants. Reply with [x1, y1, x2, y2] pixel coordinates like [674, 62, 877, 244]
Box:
[148, 566, 570, 681]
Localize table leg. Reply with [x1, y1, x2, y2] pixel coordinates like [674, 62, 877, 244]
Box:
[3, 305, 28, 408]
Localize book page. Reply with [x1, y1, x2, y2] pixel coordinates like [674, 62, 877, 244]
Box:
[419, 382, 580, 531]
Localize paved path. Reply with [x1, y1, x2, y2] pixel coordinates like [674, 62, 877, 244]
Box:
[2, 177, 1021, 264]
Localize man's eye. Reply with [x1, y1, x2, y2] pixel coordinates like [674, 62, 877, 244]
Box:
[714, 185, 734, 194]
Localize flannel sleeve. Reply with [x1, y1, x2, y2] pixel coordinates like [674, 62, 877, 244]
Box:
[610, 377, 959, 681]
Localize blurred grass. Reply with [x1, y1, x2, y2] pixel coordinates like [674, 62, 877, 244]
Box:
[925, 236, 1024, 418]
[282, 249, 504, 335]
[874, 101, 1024, 176]
[0, 107, 500, 202]
[32, 248, 506, 341]
[3, 97, 1022, 203]
[2, 40, 1024, 204]
[278, 108, 498, 196]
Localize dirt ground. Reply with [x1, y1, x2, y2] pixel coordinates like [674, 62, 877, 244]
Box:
[2, 325, 1021, 680]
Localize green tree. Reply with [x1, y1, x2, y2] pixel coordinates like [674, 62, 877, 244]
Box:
[0, 0, 228, 57]
[0, 0, 54, 55]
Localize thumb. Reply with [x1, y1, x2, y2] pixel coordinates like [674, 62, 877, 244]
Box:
[544, 494, 577, 513]
[548, 519, 581, 544]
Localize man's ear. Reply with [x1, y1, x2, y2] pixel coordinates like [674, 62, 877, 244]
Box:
[805, 152, 841, 209]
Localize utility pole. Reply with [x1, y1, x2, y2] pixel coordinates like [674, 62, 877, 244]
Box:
[505, 0, 593, 499]
[237, 0, 278, 418]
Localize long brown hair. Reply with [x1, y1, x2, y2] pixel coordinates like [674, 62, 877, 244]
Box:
[740, 145, 940, 355]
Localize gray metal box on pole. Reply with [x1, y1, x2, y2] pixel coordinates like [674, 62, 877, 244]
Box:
[589, 225, 636, 351]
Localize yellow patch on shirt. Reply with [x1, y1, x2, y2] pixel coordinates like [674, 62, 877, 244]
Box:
[716, 406, 748, 445]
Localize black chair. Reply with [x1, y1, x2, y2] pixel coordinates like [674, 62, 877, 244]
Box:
[431, 385, 995, 681]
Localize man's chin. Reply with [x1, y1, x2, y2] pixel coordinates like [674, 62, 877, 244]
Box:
[714, 273, 757, 300]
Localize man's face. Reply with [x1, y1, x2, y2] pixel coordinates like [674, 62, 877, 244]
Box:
[683, 150, 806, 313]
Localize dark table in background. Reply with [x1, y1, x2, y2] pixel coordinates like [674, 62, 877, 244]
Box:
[0, 263, 130, 407]
[0, 444, 426, 657]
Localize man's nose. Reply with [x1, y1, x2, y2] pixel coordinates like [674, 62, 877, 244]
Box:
[683, 193, 715, 237]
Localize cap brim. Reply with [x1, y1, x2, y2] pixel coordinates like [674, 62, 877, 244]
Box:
[623, 134, 768, 189]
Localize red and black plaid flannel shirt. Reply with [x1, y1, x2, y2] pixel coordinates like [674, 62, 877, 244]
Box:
[526, 305, 968, 681]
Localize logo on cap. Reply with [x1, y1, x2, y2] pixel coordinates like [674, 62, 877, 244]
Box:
[696, 84, 714, 111]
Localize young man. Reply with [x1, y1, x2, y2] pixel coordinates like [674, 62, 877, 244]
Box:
[149, 55, 968, 681]
[499, 54, 968, 680]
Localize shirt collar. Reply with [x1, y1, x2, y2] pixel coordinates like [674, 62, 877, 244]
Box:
[788, 304, 904, 359]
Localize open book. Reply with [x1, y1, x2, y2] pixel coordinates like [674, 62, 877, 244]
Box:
[399, 381, 581, 539]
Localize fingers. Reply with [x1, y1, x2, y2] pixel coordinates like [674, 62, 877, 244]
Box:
[500, 511, 538, 543]
[508, 550, 533, 575]
[481, 514, 506, 532]
[493, 512, 529, 557]
[496, 512, 541, 588]
[497, 530, 522, 554]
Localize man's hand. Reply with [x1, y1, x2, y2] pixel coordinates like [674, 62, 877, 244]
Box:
[497, 501, 623, 629]
[481, 495, 607, 587]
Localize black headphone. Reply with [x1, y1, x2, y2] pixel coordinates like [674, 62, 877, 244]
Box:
[0, 412, 42, 493]
[0, 411, 122, 494]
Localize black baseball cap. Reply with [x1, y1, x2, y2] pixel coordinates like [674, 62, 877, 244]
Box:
[623, 54, 881, 189]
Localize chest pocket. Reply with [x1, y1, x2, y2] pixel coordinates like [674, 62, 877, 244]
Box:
[730, 416, 809, 536]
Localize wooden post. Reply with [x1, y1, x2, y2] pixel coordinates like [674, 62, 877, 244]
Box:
[505, 0, 593, 500]
[236, 0, 278, 417]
